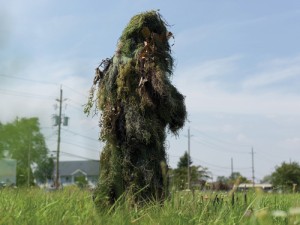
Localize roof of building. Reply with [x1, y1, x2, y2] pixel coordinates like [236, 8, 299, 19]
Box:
[58, 160, 99, 176]
[237, 183, 273, 188]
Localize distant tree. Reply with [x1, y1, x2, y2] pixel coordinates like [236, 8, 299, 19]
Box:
[229, 172, 249, 185]
[0, 117, 50, 186]
[261, 174, 272, 184]
[214, 176, 230, 191]
[34, 157, 54, 184]
[271, 161, 300, 191]
[172, 151, 191, 190]
[212, 173, 249, 191]
[216, 176, 229, 183]
[75, 176, 88, 188]
[177, 151, 192, 168]
[172, 151, 210, 190]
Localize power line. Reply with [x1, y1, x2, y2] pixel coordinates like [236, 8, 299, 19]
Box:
[169, 154, 251, 171]
[60, 151, 99, 161]
[62, 128, 100, 142]
[62, 84, 88, 98]
[62, 136, 101, 151]
[0, 88, 56, 100]
[191, 126, 252, 148]
[257, 151, 278, 164]
[0, 74, 58, 85]
[61, 140, 100, 153]
[41, 126, 55, 129]
[193, 156, 251, 171]
[0, 74, 88, 100]
[68, 99, 85, 108]
[44, 132, 57, 140]
[191, 136, 249, 154]
[67, 102, 85, 113]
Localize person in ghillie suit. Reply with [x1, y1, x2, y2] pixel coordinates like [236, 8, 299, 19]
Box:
[85, 10, 186, 207]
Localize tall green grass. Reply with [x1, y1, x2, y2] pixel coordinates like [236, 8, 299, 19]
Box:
[0, 187, 299, 225]
[0, 187, 100, 225]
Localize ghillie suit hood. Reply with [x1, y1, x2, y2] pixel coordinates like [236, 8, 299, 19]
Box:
[86, 10, 186, 207]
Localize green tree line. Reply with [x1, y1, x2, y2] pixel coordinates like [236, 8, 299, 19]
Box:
[171, 152, 300, 192]
[0, 117, 53, 186]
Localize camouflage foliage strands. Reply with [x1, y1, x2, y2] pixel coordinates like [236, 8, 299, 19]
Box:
[86, 10, 187, 207]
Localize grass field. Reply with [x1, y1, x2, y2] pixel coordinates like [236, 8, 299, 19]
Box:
[0, 187, 299, 225]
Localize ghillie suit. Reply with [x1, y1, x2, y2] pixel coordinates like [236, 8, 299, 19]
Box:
[85, 11, 186, 207]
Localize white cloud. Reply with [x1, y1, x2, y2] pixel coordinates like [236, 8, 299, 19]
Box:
[174, 24, 219, 50]
[179, 55, 241, 81]
[279, 137, 300, 150]
[174, 55, 300, 116]
[186, 90, 300, 115]
[236, 133, 252, 144]
[174, 55, 241, 94]
[243, 56, 300, 89]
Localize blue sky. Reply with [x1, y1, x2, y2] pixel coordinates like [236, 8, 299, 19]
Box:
[1, 0, 300, 182]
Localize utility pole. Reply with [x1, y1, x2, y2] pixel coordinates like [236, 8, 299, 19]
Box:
[55, 87, 63, 189]
[187, 127, 191, 190]
[53, 87, 69, 189]
[231, 157, 233, 178]
[251, 147, 255, 187]
[28, 135, 31, 187]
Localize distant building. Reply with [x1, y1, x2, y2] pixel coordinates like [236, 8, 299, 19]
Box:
[56, 160, 99, 187]
[236, 183, 273, 191]
[0, 159, 17, 185]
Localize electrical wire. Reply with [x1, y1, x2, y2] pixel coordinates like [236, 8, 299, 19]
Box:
[0, 74, 58, 85]
[62, 84, 88, 98]
[191, 136, 250, 155]
[0, 74, 88, 102]
[0, 88, 56, 100]
[62, 136, 101, 152]
[62, 128, 100, 142]
[168, 154, 251, 171]
[60, 151, 99, 161]
[61, 140, 100, 153]
[191, 126, 252, 148]
[67, 103, 85, 113]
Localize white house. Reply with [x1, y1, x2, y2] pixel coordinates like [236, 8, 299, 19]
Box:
[236, 183, 273, 191]
[0, 159, 17, 185]
[56, 160, 99, 187]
